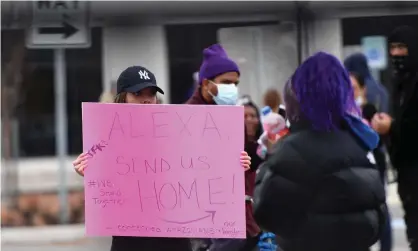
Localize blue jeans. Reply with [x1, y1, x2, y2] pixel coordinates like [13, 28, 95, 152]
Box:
[378, 171, 392, 251]
[379, 203, 392, 251]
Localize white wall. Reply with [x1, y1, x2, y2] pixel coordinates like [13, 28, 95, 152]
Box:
[0, 157, 83, 193]
[343, 45, 362, 59]
[217, 19, 342, 109]
[303, 18, 343, 61]
[218, 23, 298, 108]
[102, 25, 170, 103]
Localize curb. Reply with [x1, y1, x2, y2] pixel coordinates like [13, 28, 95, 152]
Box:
[0, 219, 405, 245]
[1, 224, 86, 244]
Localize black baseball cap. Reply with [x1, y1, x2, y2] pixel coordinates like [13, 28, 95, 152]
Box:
[116, 66, 164, 95]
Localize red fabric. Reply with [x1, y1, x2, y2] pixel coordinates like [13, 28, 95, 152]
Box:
[245, 170, 256, 197]
[186, 87, 214, 105]
[245, 170, 261, 236]
[245, 201, 261, 236]
[244, 141, 263, 236]
[278, 128, 290, 137]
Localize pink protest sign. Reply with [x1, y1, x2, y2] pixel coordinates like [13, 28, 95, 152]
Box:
[82, 103, 245, 239]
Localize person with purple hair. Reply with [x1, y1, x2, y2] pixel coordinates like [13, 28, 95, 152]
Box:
[253, 52, 387, 251]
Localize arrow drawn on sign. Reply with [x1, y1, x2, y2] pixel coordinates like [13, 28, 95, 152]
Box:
[160, 210, 217, 225]
[38, 21, 78, 39]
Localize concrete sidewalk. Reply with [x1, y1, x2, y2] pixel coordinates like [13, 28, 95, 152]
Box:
[0, 183, 404, 245]
[1, 238, 112, 251]
[1, 224, 86, 244]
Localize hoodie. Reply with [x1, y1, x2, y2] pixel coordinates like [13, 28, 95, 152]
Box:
[344, 53, 389, 113]
[388, 25, 418, 77]
[386, 26, 418, 169]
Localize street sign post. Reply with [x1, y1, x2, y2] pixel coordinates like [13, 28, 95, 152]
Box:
[26, 0, 90, 49]
[26, 0, 91, 224]
[54, 47, 69, 224]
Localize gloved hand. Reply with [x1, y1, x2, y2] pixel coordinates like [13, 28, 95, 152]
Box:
[258, 232, 278, 251]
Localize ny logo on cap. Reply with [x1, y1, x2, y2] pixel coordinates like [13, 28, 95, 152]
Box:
[138, 70, 150, 80]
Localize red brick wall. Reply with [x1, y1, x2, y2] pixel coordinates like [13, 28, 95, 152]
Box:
[1, 190, 85, 227]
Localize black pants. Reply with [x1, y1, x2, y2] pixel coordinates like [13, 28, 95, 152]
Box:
[110, 236, 192, 251]
[239, 233, 261, 251]
[398, 168, 418, 251]
[208, 232, 261, 251]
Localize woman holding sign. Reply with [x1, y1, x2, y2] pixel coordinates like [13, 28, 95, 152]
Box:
[73, 65, 252, 251]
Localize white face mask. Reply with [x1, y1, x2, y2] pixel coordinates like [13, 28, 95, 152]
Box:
[209, 82, 239, 105]
[355, 96, 364, 107]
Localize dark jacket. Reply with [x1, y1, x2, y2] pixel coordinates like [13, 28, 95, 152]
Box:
[253, 121, 386, 251]
[186, 87, 214, 105]
[387, 27, 418, 169]
[388, 72, 418, 169]
[244, 139, 263, 237]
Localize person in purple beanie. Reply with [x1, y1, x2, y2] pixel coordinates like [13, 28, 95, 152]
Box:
[186, 44, 240, 106]
[187, 44, 262, 251]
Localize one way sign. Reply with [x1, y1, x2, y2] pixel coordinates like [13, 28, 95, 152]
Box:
[26, 1, 90, 49]
[38, 21, 78, 39]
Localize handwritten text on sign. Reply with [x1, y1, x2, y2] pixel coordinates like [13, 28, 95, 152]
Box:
[82, 103, 245, 238]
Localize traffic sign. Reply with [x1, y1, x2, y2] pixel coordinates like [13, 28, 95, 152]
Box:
[26, 1, 91, 49]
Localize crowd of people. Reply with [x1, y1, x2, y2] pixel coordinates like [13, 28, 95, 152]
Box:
[73, 25, 418, 251]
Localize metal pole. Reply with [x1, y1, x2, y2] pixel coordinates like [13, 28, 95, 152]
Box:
[296, 3, 303, 65]
[54, 48, 69, 224]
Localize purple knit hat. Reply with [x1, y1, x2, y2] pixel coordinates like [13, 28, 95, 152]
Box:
[198, 44, 240, 84]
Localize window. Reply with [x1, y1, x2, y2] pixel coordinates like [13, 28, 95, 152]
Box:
[166, 21, 278, 104]
[1, 28, 102, 157]
[1, 30, 56, 157]
[66, 28, 103, 155]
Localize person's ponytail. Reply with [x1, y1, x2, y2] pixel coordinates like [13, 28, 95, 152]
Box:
[114, 92, 127, 103]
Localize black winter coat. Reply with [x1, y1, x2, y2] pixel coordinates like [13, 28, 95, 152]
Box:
[387, 26, 418, 169]
[389, 72, 418, 169]
[253, 121, 386, 251]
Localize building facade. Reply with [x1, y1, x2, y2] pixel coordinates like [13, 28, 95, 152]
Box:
[1, 1, 418, 226]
